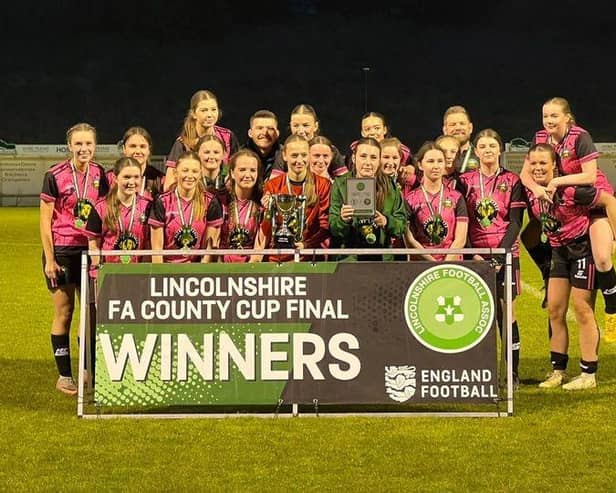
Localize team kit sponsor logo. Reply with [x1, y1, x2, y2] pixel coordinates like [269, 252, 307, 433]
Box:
[93, 262, 498, 409]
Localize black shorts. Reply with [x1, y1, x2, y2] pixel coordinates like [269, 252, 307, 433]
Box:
[42, 246, 87, 290]
[494, 257, 520, 300]
[589, 207, 607, 221]
[550, 236, 595, 290]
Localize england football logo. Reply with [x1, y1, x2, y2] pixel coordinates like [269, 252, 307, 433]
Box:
[385, 365, 416, 402]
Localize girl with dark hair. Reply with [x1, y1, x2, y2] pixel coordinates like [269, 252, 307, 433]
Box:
[457, 128, 526, 388]
[86, 157, 151, 265]
[218, 149, 266, 263]
[404, 141, 468, 261]
[525, 143, 616, 389]
[345, 112, 412, 171]
[330, 137, 407, 261]
[107, 126, 164, 201]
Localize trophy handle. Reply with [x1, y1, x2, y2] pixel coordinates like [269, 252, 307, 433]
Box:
[296, 195, 307, 242]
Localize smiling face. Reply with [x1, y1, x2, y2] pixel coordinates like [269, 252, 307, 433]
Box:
[248, 117, 279, 153]
[309, 143, 333, 177]
[283, 139, 310, 179]
[174, 157, 202, 194]
[436, 137, 459, 174]
[361, 116, 387, 142]
[528, 148, 556, 186]
[475, 136, 501, 168]
[123, 134, 150, 168]
[197, 139, 224, 174]
[353, 142, 381, 178]
[290, 113, 318, 140]
[231, 154, 259, 193]
[192, 98, 219, 132]
[542, 102, 571, 138]
[418, 149, 446, 183]
[68, 130, 96, 167]
[116, 164, 141, 199]
[380, 144, 401, 176]
[443, 112, 473, 146]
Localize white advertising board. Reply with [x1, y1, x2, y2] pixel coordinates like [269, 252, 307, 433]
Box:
[0, 145, 165, 206]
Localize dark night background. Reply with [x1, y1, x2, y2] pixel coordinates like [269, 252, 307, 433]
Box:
[2, 0, 616, 156]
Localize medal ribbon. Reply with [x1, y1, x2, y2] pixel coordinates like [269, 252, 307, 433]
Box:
[118, 195, 137, 236]
[175, 188, 194, 229]
[478, 168, 500, 201]
[460, 146, 473, 173]
[233, 199, 253, 231]
[70, 161, 91, 203]
[420, 184, 444, 220]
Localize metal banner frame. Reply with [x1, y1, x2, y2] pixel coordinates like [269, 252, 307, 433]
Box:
[77, 247, 513, 419]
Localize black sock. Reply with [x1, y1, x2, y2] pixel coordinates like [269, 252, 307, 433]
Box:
[511, 321, 520, 376]
[580, 359, 598, 374]
[51, 334, 72, 377]
[498, 315, 520, 376]
[550, 351, 568, 371]
[595, 269, 616, 314]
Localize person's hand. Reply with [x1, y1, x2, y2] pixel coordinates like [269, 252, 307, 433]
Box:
[340, 204, 354, 223]
[44, 259, 61, 280]
[399, 165, 415, 183]
[261, 192, 272, 209]
[546, 179, 559, 195]
[374, 211, 387, 228]
[533, 185, 553, 204]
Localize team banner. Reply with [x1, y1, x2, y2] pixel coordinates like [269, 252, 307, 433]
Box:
[94, 262, 498, 409]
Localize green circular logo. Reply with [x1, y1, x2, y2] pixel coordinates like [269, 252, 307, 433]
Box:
[356, 182, 365, 191]
[404, 264, 494, 353]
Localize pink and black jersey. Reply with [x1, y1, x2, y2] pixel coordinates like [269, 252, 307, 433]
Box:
[218, 191, 264, 263]
[85, 196, 151, 263]
[165, 125, 239, 169]
[533, 125, 613, 194]
[106, 165, 164, 202]
[458, 168, 526, 257]
[40, 160, 109, 247]
[527, 185, 598, 247]
[405, 185, 468, 261]
[149, 190, 223, 263]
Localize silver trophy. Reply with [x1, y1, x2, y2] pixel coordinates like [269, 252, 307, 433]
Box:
[270, 194, 306, 248]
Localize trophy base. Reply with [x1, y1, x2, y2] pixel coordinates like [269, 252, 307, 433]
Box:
[274, 235, 295, 249]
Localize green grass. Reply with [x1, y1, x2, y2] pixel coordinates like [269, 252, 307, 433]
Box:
[2, 207, 616, 492]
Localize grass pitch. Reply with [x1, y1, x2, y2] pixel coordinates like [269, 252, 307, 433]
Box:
[1, 207, 616, 492]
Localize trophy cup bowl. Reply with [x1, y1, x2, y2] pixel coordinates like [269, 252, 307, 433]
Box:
[273, 194, 298, 248]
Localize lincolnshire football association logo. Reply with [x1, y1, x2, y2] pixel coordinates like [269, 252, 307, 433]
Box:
[404, 264, 495, 353]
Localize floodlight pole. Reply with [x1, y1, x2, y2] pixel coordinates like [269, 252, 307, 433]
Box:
[362, 67, 370, 113]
